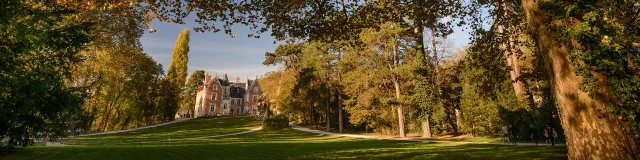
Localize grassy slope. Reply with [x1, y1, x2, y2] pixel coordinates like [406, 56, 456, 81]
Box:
[64, 116, 262, 145]
[1, 116, 567, 160]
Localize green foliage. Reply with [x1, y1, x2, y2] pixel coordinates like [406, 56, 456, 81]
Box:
[167, 28, 190, 87]
[542, 0, 640, 140]
[66, 6, 169, 132]
[0, 0, 92, 147]
[263, 44, 304, 68]
[262, 115, 290, 130]
[180, 70, 205, 114]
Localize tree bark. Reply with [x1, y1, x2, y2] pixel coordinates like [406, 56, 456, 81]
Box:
[521, 0, 639, 159]
[338, 92, 343, 133]
[422, 117, 432, 138]
[312, 104, 318, 129]
[326, 88, 331, 132]
[496, 0, 527, 109]
[430, 28, 438, 78]
[394, 81, 405, 137]
[455, 108, 461, 132]
[338, 52, 344, 133]
[387, 21, 406, 137]
[392, 40, 405, 137]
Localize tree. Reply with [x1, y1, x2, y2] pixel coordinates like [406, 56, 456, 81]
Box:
[181, 70, 205, 115]
[0, 0, 92, 147]
[411, 39, 437, 138]
[342, 22, 414, 136]
[167, 28, 190, 87]
[520, 0, 639, 158]
[47, 0, 640, 156]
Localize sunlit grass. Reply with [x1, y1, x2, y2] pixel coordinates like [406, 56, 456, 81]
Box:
[2, 116, 567, 160]
[63, 116, 262, 145]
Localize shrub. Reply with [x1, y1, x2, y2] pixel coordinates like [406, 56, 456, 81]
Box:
[262, 115, 289, 130]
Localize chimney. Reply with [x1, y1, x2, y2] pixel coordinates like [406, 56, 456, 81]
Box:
[205, 72, 211, 83]
[235, 76, 240, 83]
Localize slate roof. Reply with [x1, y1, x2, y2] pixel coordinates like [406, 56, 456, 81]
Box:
[229, 86, 245, 98]
[218, 79, 229, 86]
[247, 79, 254, 89]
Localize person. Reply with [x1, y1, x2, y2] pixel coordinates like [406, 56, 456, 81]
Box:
[544, 125, 550, 144]
[502, 125, 509, 144]
[509, 125, 517, 145]
[545, 124, 555, 146]
[529, 124, 538, 146]
[552, 127, 558, 145]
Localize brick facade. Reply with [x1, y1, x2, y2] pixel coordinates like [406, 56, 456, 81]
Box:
[194, 73, 261, 117]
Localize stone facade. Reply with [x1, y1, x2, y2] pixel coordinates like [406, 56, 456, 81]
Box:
[194, 73, 262, 117]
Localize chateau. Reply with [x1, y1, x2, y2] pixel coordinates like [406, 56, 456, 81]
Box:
[194, 73, 262, 117]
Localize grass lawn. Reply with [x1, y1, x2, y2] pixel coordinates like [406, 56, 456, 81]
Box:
[299, 124, 565, 144]
[63, 116, 262, 145]
[1, 116, 567, 160]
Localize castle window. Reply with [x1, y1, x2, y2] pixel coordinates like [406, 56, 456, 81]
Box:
[253, 95, 257, 103]
[254, 87, 258, 93]
[210, 104, 215, 112]
[213, 85, 218, 90]
[212, 94, 217, 100]
[223, 104, 227, 109]
[231, 100, 235, 105]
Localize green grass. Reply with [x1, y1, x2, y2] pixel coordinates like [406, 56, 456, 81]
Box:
[63, 116, 262, 145]
[1, 116, 567, 160]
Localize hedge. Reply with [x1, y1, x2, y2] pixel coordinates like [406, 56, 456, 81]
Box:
[262, 115, 289, 130]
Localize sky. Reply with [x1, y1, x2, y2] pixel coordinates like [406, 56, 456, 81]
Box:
[140, 17, 473, 82]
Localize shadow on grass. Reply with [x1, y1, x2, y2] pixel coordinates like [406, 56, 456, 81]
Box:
[3, 128, 568, 160]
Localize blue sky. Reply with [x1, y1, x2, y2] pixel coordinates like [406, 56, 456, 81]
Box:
[140, 18, 472, 82]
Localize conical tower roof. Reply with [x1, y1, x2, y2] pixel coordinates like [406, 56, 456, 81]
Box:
[223, 72, 229, 82]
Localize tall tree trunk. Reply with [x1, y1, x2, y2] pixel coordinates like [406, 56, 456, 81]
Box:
[394, 80, 405, 137]
[414, 22, 432, 138]
[392, 38, 406, 137]
[326, 88, 331, 132]
[422, 117, 432, 137]
[302, 111, 308, 125]
[337, 51, 344, 133]
[521, 1, 638, 159]
[338, 92, 343, 133]
[312, 104, 318, 129]
[430, 29, 438, 77]
[496, 0, 530, 110]
[455, 108, 461, 133]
